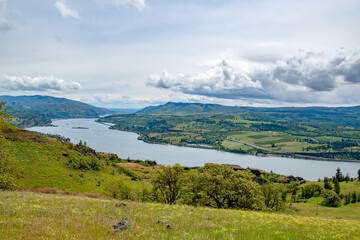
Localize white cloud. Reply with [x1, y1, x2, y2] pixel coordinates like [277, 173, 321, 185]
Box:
[54, 1, 80, 19]
[98, 0, 146, 11]
[0, 74, 81, 92]
[148, 60, 264, 99]
[272, 50, 360, 92]
[148, 50, 360, 103]
[0, 0, 20, 33]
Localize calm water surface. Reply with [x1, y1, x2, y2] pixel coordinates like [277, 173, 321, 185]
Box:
[27, 118, 360, 181]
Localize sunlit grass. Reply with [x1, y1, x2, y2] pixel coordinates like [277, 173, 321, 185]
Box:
[1, 191, 360, 240]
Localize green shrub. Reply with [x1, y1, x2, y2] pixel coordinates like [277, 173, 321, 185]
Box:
[66, 156, 101, 171]
[322, 190, 341, 207]
[301, 184, 322, 199]
[178, 164, 265, 210]
[104, 179, 132, 199]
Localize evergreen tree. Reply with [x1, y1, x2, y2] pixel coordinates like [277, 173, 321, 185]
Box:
[344, 173, 350, 183]
[346, 192, 351, 204]
[351, 191, 357, 203]
[335, 167, 344, 182]
[324, 177, 332, 190]
[334, 179, 340, 195]
[358, 169, 360, 181]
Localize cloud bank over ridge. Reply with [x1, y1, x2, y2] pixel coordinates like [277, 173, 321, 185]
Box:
[148, 50, 360, 103]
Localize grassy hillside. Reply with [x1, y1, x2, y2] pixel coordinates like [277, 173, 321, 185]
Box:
[0, 123, 150, 194]
[1, 191, 360, 240]
[0, 95, 111, 127]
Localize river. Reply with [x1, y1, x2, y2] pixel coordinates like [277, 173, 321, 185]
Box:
[27, 118, 360, 181]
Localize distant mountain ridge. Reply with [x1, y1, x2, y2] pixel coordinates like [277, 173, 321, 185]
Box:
[138, 102, 360, 115]
[137, 102, 360, 126]
[0, 95, 112, 127]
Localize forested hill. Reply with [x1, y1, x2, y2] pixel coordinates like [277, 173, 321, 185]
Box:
[0, 95, 112, 127]
[137, 102, 360, 126]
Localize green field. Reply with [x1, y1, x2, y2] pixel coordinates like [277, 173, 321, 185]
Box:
[226, 131, 319, 152]
[100, 113, 360, 160]
[1, 191, 360, 240]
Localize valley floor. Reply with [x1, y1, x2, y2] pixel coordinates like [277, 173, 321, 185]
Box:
[1, 191, 359, 240]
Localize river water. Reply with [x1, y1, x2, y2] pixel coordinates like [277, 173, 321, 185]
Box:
[27, 118, 360, 181]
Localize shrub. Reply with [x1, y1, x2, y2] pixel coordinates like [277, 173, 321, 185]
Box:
[301, 184, 322, 199]
[322, 190, 341, 207]
[178, 164, 265, 210]
[104, 179, 132, 199]
[261, 184, 285, 211]
[66, 156, 101, 171]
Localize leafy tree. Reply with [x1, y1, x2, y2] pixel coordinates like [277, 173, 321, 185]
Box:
[335, 167, 344, 182]
[323, 177, 332, 190]
[322, 190, 341, 207]
[301, 184, 322, 199]
[151, 164, 184, 204]
[334, 179, 340, 195]
[261, 184, 284, 211]
[179, 164, 265, 210]
[358, 169, 360, 181]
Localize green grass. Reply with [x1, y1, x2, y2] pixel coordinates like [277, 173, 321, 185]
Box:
[1, 125, 147, 195]
[1, 191, 360, 240]
[293, 201, 360, 220]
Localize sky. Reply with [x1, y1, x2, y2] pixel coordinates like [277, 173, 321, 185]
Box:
[0, 0, 360, 108]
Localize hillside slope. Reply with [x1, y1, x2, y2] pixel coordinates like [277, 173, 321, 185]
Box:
[0, 123, 146, 194]
[0, 95, 112, 127]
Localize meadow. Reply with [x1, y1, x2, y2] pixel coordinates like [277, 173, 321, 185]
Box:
[1, 191, 360, 240]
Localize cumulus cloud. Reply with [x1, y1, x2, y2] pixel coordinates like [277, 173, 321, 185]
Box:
[0, 0, 20, 33]
[148, 50, 360, 103]
[98, 0, 146, 11]
[0, 74, 81, 92]
[272, 50, 360, 92]
[148, 60, 265, 99]
[54, 1, 80, 19]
